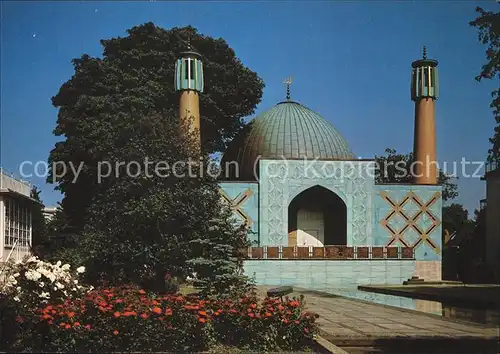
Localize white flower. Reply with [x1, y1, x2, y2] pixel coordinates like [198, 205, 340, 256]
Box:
[39, 281, 45, 288]
[54, 287, 58, 291]
[73, 279, 78, 284]
[62, 264, 70, 271]
[16, 287, 21, 292]
[55, 282, 64, 290]
[13, 273, 20, 278]
[56, 261, 62, 267]
[76, 266, 85, 274]
[13, 296, 20, 302]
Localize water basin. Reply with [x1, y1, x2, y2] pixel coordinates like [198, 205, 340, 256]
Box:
[322, 288, 500, 326]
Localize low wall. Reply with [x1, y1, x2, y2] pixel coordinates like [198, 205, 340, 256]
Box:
[243, 259, 416, 289]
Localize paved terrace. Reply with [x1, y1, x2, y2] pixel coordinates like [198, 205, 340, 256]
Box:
[257, 286, 499, 353]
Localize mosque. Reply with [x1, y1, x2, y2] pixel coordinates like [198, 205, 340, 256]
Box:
[175, 44, 443, 288]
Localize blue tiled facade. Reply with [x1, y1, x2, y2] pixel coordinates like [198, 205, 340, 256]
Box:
[373, 184, 442, 261]
[219, 159, 442, 263]
[219, 182, 259, 245]
[244, 260, 416, 289]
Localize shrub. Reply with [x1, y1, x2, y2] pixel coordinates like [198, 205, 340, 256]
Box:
[11, 285, 319, 352]
[0, 256, 90, 351]
[0, 256, 90, 309]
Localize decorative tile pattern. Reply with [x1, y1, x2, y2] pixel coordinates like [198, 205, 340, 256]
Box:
[259, 160, 374, 246]
[219, 183, 259, 244]
[379, 190, 442, 255]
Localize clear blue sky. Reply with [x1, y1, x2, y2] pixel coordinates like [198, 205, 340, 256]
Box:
[1, 1, 498, 215]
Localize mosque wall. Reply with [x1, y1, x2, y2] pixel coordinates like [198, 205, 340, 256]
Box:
[373, 184, 443, 281]
[219, 182, 259, 245]
[243, 259, 416, 288]
[258, 159, 375, 247]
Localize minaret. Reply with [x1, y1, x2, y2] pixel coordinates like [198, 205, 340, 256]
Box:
[411, 46, 439, 185]
[175, 38, 204, 152]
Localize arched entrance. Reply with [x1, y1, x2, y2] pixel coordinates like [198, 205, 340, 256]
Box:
[288, 185, 347, 246]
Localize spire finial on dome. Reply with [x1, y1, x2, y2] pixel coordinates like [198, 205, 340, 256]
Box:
[422, 45, 427, 59]
[283, 77, 293, 100]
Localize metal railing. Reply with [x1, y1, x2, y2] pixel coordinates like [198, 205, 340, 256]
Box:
[242, 245, 415, 260]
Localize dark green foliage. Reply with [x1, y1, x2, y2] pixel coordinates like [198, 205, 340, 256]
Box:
[442, 203, 475, 242]
[30, 186, 47, 256]
[47, 23, 264, 233]
[374, 148, 459, 202]
[188, 205, 252, 297]
[470, 6, 500, 162]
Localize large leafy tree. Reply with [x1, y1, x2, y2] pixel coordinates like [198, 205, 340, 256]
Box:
[67, 114, 250, 292]
[47, 23, 264, 233]
[470, 6, 500, 162]
[374, 148, 458, 202]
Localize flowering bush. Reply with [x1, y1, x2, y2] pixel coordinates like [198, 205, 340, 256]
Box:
[11, 285, 319, 352]
[0, 256, 91, 351]
[1, 256, 90, 309]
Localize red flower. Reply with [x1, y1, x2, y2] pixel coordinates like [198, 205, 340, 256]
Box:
[165, 308, 173, 316]
[113, 330, 119, 335]
[140, 313, 149, 319]
[152, 307, 162, 315]
[294, 320, 300, 324]
[65, 324, 71, 329]
[67, 311, 75, 318]
[15, 316, 24, 323]
[304, 328, 310, 334]
[265, 312, 272, 317]
[113, 311, 121, 318]
[138, 290, 146, 294]
[250, 303, 257, 309]
[199, 317, 206, 323]
[85, 324, 92, 330]
[74, 322, 81, 327]
[248, 312, 255, 318]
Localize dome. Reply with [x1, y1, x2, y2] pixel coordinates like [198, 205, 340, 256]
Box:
[221, 100, 355, 180]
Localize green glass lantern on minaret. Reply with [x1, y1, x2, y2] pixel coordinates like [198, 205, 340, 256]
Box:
[411, 46, 439, 185]
[411, 46, 439, 101]
[175, 38, 204, 151]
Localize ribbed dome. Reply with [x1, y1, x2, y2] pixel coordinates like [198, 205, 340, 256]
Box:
[221, 100, 354, 180]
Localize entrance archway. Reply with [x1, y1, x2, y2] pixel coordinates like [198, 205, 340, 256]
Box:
[288, 185, 347, 246]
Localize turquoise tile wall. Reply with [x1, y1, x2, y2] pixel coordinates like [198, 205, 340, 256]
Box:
[219, 182, 259, 245]
[373, 185, 442, 261]
[244, 260, 416, 289]
[258, 159, 376, 246]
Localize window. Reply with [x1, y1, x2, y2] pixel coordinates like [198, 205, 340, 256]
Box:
[4, 198, 31, 247]
[183, 58, 196, 81]
[190, 59, 195, 81]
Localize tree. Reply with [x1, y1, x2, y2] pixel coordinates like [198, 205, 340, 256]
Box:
[47, 23, 264, 233]
[374, 148, 458, 202]
[442, 203, 475, 243]
[470, 6, 500, 162]
[49, 107, 249, 294]
[29, 186, 47, 255]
